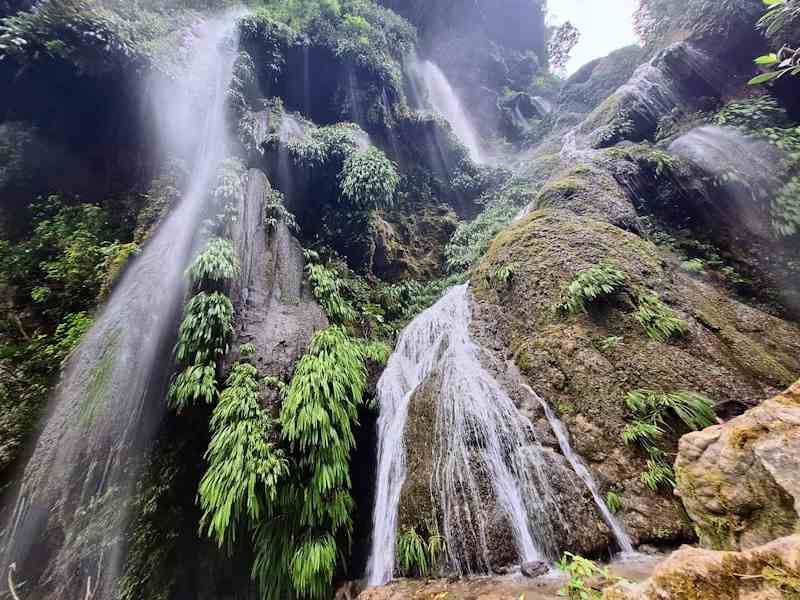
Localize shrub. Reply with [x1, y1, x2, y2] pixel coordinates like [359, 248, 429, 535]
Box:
[396, 525, 445, 577]
[254, 326, 372, 599]
[167, 363, 217, 413]
[558, 262, 626, 314]
[305, 262, 358, 324]
[605, 488, 623, 514]
[622, 389, 715, 490]
[263, 189, 299, 233]
[186, 238, 239, 290]
[557, 552, 621, 600]
[634, 291, 688, 342]
[339, 147, 399, 210]
[198, 362, 287, 553]
[174, 292, 234, 365]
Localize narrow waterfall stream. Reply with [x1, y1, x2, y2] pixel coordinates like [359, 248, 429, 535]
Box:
[407, 57, 485, 163]
[0, 15, 241, 599]
[367, 285, 634, 585]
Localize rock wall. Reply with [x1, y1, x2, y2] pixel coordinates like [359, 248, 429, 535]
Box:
[676, 381, 800, 551]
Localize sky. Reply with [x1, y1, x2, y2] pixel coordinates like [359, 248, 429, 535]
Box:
[546, 0, 641, 75]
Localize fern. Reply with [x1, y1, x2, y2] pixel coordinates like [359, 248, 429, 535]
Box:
[254, 326, 371, 599]
[186, 238, 239, 290]
[641, 457, 676, 491]
[559, 261, 626, 314]
[605, 488, 623, 514]
[305, 262, 358, 324]
[634, 291, 688, 342]
[621, 419, 664, 447]
[338, 147, 399, 210]
[174, 292, 234, 365]
[168, 363, 217, 413]
[397, 527, 429, 577]
[198, 362, 287, 554]
[264, 189, 299, 233]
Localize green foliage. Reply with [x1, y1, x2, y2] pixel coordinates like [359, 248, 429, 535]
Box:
[680, 258, 706, 274]
[444, 180, 533, 273]
[558, 262, 626, 314]
[186, 238, 239, 290]
[40, 311, 93, 365]
[751, 0, 800, 85]
[339, 147, 400, 210]
[598, 336, 623, 352]
[210, 157, 246, 229]
[622, 389, 715, 490]
[396, 525, 445, 577]
[168, 363, 217, 413]
[174, 292, 234, 365]
[306, 261, 358, 324]
[98, 241, 139, 300]
[634, 291, 688, 342]
[254, 325, 371, 599]
[198, 361, 288, 554]
[605, 488, 623, 514]
[264, 189, 299, 232]
[486, 264, 515, 290]
[557, 552, 620, 600]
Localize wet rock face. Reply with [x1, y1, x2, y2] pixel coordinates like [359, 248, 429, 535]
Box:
[471, 209, 800, 548]
[225, 169, 328, 397]
[603, 534, 800, 600]
[675, 381, 800, 551]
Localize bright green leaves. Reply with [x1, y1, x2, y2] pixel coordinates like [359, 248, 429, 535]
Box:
[186, 238, 239, 291]
[396, 526, 445, 577]
[558, 261, 626, 314]
[198, 362, 287, 554]
[252, 326, 373, 599]
[305, 262, 358, 324]
[622, 389, 715, 490]
[633, 291, 689, 343]
[168, 363, 217, 413]
[339, 146, 399, 210]
[175, 292, 234, 365]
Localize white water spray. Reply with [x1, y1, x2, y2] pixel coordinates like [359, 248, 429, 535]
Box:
[407, 58, 485, 163]
[0, 14, 242, 599]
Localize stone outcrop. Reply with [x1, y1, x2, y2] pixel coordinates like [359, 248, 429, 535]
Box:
[603, 534, 800, 600]
[471, 209, 800, 548]
[675, 381, 800, 551]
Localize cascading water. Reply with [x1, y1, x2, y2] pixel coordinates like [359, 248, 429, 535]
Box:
[366, 285, 563, 585]
[407, 57, 485, 163]
[521, 384, 633, 554]
[366, 285, 635, 585]
[0, 14, 241, 599]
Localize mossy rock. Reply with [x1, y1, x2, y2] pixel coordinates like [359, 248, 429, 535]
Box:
[470, 209, 800, 547]
[675, 381, 800, 552]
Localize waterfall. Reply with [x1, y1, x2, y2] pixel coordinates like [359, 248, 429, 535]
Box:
[0, 14, 241, 599]
[366, 285, 563, 585]
[407, 57, 485, 163]
[366, 285, 635, 585]
[521, 385, 634, 554]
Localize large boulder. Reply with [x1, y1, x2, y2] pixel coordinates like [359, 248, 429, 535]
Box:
[471, 208, 800, 547]
[675, 381, 800, 551]
[603, 534, 800, 600]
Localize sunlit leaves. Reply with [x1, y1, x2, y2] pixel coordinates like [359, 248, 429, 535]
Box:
[186, 238, 239, 290]
[198, 362, 287, 553]
[558, 261, 626, 314]
[175, 292, 234, 365]
[168, 363, 217, 413]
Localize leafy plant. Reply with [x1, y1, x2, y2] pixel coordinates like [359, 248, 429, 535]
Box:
[488, 264, 515, 289]
[396, 524, 446, 577]
[264, 189, 299, 233]
[605, 488, 623, 514]
[557, 552, 620, 599]
[186, 238, 239, 290]
[680, 258, 705, 274]
[598, 336, 623, 352]
[622, 389, 715, 490]
[305, 262, 358, 324]
[559, 262, 626, 314]
[168, 363, 217, 413]
[751, 0, 800, 85]
[634, 291, 688, 342]
[254, 326, 372, 599]
[339, 147, 399, 210]
[174, 292, 234, 365]
[198, 362, 288, 554]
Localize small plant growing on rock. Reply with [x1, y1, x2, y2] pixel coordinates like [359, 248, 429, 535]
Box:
[597, 336, 623, 352]
[622, 389, 715, 490]
[558, 262, 626, 314]
[396, 524, 445, 578]
[605, 486, 623, 514]
[557, 552, 621, 599]
[633, 291, 688, 342]
[488, 264, 515, 289]
[680, 258, 705, 274]
[186, 238, 239, 290]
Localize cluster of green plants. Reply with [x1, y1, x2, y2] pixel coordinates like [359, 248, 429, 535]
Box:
[396, 524, 445, 578]
[558, 262, 627, 314]
[633, 290, 689, 343]
[751, 0, 800, 84]
[621, 389, 715, 490]
[713, 95, 800, 237]
[167, 159, 244, 413]
[263, 188, 299, 233]
[444, 179, 534, 273]
[251, 325, 386, 599]
[557, 552, 623, 599]
[605, 485, 623, 514]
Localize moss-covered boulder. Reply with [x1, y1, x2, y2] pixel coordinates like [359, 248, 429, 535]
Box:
[471, 209, 800, 547]
[675, 381, 800, 551]
[603, 534, 800, 600]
